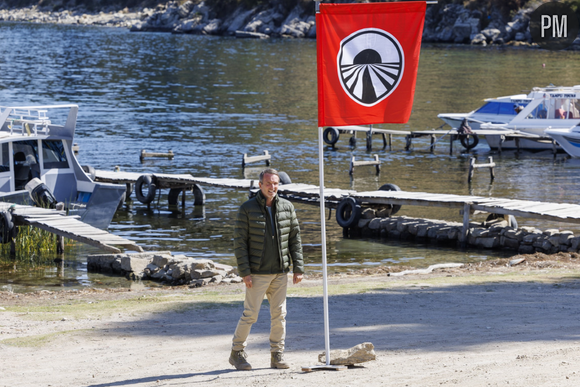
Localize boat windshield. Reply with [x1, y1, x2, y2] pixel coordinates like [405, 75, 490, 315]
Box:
[526, 98, 580, 119]
[42, 140, 69, 169]
[475, 101, 526, 115]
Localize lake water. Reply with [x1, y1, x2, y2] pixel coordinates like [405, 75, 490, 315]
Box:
[2, 22, 580, 292]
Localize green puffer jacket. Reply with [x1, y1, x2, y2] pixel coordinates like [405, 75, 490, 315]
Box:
[234, 191, 304, 278]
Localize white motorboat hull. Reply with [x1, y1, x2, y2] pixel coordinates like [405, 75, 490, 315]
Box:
[437, 112, 517, 130]
[545, 128, 580, 158]
[484, 135, 558, 151]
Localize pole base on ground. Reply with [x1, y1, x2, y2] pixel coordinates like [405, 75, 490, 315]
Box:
[301, 365, 348, 372]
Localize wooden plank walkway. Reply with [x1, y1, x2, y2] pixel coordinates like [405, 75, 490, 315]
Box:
[0, 203, 143, 253]
[96, 170, 258, 189]
[354, 190, 580, 224]
[95, 169, 580, 241]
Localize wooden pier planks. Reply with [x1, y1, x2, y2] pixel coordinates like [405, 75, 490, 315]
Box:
[2, 203, 143, 253]
[94, 169, 580, 225]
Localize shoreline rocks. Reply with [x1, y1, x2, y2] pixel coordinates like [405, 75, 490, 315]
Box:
[1, 1, 579, 49]
[353, 211, 580, 255]
[87, 251, 243, 287]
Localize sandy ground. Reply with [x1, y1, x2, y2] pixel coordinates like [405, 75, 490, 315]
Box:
[2, 253, 580, 387]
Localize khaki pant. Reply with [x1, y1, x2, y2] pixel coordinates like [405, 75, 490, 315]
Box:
[232, 273, 288, 353]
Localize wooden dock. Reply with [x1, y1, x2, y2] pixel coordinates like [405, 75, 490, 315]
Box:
[1, 203, 143, 253]
[323, 125, 559, 154]
[95, 170, 580, 238]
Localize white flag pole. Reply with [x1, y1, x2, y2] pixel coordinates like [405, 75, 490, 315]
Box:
[318, 125, 331, 366]
[302, 0, 345, 372]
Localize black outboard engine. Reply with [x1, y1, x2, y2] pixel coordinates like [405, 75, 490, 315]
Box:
[25, 178, 57, 209]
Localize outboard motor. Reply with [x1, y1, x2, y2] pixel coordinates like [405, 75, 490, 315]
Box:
[25, 178, 57, 209]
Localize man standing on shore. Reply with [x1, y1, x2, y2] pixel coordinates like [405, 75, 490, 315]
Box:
[229, 168, 304, 370]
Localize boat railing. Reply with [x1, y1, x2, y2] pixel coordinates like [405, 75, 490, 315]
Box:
[0, 104, 78, 136]
[0, 106, 55, 136]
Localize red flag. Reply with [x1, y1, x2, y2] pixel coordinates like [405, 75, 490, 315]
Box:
[317, 2, 426, 127]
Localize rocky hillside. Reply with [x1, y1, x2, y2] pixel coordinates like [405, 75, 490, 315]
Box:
[1, 0, 580, 48]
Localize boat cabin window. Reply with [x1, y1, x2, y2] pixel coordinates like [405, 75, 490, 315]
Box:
[528, 101, 549, 119]
[13, 140, 40, 190]
[528, 98, 580, 119]
[42, 140, 69, 169]
[475, 101, 524, 115]
[0, 143, 9, 173]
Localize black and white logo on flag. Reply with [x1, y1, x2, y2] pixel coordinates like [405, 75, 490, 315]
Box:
[337, 28, 404, 107]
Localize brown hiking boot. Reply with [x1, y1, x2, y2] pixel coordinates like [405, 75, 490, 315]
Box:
[270, 351, 290, 369]
[229, 349, 252, 370]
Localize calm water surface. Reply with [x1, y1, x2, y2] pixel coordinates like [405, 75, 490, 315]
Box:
[1, 22, 580, 292]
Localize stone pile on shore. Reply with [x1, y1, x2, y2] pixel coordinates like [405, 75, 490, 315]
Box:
[356, 209, 580, 255]
[87, 251, 243, 287]
[1, 0, 579, 49]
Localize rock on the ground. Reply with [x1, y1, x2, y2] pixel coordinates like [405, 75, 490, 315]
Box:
[318, 342, 376, 365]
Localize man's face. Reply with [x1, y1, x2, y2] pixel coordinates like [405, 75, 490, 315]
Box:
[259, 173, 280, 202]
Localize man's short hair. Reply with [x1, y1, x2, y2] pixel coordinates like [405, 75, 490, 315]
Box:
[259, 168, 279, 183]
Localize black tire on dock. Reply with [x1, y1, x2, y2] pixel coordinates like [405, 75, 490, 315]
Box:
[323, 127, 340, 145]
[0, 210, 14, 244]
[168, 188, 183, 206]
[135, 174, 157, 204]
[279, 171, 292, 185]
[336, 197, 362, 228]
[349, 136, 357, 147]
[192, 184, 205, 205]
[379, 183, 402, 215]
[81, 165, 96, 181]
[460, 134, 479, 150]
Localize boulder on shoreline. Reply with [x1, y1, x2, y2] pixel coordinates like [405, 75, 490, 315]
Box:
[87, 251, 243, 287]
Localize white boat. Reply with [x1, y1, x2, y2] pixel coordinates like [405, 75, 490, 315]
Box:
[545, 125, 580, 158]
[439, 85, 580, 151]
[0, 104, 125, 229]
[480, 86, 580, 150]
[438, 94, 532, 130]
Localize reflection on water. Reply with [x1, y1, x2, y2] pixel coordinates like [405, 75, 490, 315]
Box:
[1, 22, 580, 292]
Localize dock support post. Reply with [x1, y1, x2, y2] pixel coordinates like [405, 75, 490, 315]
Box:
[349, 131, 357, 147]
[366, 125, 373, 151]
[468, 158, 475, 183]
[461, 202, 471, 248]
[449, 134, 454, 155]
[242, 151, 271, 168]
[389, 134, 392, 151]
[350, 155, 381, 175]
[10, 232, 16, 257]
[381, 133, 388, 150]
[468, 156, 496, 183]
[57, 235, 64, 254]
[405, 135, 412, 151]
[56, 202, 65, 253]
[498, 135, 505, 154]
[429, 134, 436, 153]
